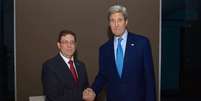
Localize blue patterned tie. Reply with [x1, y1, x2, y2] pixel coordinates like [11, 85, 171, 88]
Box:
[116, 38, 123, 77]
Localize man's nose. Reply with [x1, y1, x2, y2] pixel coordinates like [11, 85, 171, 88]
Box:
[66, 43, 72, 47]
[114, 21, 118, 27]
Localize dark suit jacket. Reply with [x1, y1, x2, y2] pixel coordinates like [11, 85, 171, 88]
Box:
[42, 54, 89, 101]
[92, 32, 156, 101]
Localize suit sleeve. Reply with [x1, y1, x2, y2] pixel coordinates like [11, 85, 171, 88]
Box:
[42, 63, 68, 101]
[91, 46, 107, 95]
[143, 38, 156, 101]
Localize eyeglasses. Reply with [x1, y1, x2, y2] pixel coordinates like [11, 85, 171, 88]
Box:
[60, 40, 75, 45]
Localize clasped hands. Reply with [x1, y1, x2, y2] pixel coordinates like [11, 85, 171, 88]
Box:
[82, 88, 96, 101]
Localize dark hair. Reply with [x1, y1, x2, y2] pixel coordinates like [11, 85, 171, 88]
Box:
[57, 30, 77, 42]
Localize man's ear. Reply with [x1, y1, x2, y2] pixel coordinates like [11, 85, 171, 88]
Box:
[57, 42, 60, 49]
[125, 19, 128, 25]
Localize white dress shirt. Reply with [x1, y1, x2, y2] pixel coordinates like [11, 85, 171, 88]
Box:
[59, 52, 78, 78]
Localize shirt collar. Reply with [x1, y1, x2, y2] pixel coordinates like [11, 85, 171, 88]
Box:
[114, 30, 128, 41]
[59, 52, 74, 63]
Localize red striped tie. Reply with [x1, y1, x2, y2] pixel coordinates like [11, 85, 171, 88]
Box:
[68, 60, 78, 82]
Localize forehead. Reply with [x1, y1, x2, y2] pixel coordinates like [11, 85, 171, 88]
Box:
[110, 12, 124, 19]
[60, 34, 75, 40]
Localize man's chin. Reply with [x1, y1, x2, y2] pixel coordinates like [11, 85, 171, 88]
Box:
[114, 33, 123, 37]
[61, 52, 74, 58]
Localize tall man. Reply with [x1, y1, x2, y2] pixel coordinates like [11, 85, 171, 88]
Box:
[42, 30, 89, 101]
[84, 5, 156, 101]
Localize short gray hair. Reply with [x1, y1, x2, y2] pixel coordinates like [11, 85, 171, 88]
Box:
[108, 5, 128, 20]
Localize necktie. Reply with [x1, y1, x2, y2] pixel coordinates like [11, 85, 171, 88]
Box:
[116, 38, 123, 77]
[68, 60, 78, 82]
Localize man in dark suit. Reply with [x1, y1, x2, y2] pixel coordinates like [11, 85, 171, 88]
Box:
[42, 30, 89, 101]
[83, 5, 156, 101]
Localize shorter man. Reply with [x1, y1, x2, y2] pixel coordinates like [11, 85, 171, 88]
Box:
[42, 30, 89, 101]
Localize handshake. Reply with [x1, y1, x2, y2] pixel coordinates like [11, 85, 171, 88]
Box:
[82, 88, 96, 101]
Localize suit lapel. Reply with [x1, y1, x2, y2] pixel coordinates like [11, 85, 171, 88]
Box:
[55, 54, 75, 84]
[122, 33, 136, 78]
[74, 60, 81, 81]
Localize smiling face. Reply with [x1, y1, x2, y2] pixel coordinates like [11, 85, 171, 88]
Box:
[109, 12, 128, 37]
[57, 34, 76, 59]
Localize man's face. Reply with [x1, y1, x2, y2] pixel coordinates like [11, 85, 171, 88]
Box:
[109, 12, 128, 37]
[57, 34, 76, 58]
